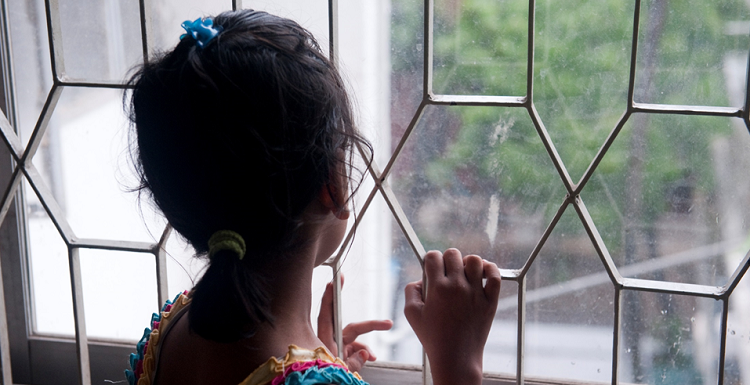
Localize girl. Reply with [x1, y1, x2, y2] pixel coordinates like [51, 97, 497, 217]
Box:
[125, 9, 501, 385]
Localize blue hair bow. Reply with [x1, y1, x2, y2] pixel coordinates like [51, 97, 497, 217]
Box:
[180, 17, 223, 48]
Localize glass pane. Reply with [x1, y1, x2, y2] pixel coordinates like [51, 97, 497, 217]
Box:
[389, 105, 564, 269]
[584, 115, 750, 286]
[58, 0, 143, 82]
[619, 292, 720, 384]
[484, 280, 518, 375]
[24, 178, 74, 336]
[250, 0, 329, 55]
[32, 87, 165, 242]
[635, 0, 750, 107]
[342, 191, 422, 365]
[535, 0, 633, 181]
[725, 258, 750, 384]
[80, 249, 157, 341]
[525, 206, 615, 382]
[432, 0, 528, 96]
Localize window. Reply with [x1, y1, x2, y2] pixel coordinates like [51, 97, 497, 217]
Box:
[0, 1, 748, 385]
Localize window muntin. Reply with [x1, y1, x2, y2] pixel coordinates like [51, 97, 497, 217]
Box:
[0, 0, 747, 385]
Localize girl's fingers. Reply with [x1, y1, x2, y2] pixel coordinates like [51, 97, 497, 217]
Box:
[482, 260, 502, 303]
[342, 320, 393, 345]
[316, 282, 335, 345]
[463, 255, 484, 286]
[443, 248, 463, 277]
[403, 280, 424, 323]
[423, 251, 443, 281]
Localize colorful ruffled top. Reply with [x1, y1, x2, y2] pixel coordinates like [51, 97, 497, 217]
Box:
[126, 292, 368, 385]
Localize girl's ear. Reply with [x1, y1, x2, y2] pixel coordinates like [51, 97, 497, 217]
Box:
[319, 184, 350, 220]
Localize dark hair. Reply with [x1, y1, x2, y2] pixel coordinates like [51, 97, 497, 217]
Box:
[127, 9, 371, 342]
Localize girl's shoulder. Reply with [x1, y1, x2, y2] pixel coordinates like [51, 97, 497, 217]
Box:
[126, 291, 192, 385]
[240, 345, 367, 385]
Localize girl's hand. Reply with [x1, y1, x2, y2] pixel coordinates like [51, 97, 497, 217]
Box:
[317, 276, 393, 372]
[404, 249, 502, 385]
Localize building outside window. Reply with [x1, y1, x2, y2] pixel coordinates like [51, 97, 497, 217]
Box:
[0, 0, 748, 384]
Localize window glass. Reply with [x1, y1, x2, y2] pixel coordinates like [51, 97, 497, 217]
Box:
[725, 264, 750, 384]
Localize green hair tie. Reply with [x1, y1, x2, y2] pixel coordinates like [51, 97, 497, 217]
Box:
[208, 230, 246, 260]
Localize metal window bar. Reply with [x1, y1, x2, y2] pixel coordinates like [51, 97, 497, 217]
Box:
[0, 0, 745, 384]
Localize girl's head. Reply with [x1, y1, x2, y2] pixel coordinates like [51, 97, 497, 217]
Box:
[128, 9, 371, 342]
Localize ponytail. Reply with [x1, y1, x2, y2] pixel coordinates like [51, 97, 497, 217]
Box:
[188, 231, 274, 342]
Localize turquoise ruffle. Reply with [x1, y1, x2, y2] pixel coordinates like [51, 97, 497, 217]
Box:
[283, 365, 369, 385]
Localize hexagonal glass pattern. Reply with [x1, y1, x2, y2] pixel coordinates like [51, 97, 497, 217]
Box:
[534, 0, 634, 182]
[618, 292, 720, 384]
[389, 105, 564, 269]
[432, 0, 528, 96]
[57, 0, 143, 82]
[634, 0, 750, 107]
[524, 206, 615, 383]
[583, 114, 750, 287]
[31, 87, 166, 242]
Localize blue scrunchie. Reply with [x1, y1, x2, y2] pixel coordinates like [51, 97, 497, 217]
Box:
[180, 17, 223, 48]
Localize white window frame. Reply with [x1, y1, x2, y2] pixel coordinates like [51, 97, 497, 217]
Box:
[0, 0, 748, 384]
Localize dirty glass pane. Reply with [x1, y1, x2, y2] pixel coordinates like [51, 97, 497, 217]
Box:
[635, 0, 750, 107]
[619, 292, 720, 384]
[525, 206, 614, 382]
[389, 105, 564, 269]
[584, 115, 750, 287]
[534, 0, 633, 182]
[389, 0, 425, 167]
[432, 0, 527, 96]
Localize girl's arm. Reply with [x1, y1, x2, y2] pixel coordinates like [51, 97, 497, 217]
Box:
[404, 248, 502, 385]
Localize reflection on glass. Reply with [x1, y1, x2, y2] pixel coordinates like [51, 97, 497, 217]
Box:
[619, 293, 720, 384]
[525, 206, 615, 382]
[389, 105, 563, 269]
[79, 249, 157, 341]
[635, 0, 750, 107]
[534, 0, 633, 181]
[33, 87, 164, 243]
[585, 115, 750, 287]
[431, 0, 528, 96]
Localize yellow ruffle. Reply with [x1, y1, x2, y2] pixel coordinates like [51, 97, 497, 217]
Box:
[137, 293, 192, 385]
